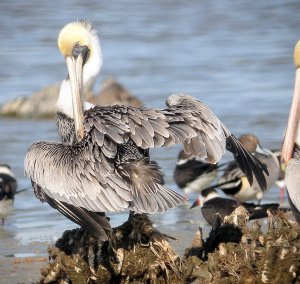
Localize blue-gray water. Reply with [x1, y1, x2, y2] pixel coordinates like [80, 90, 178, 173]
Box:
[0, 1, 299, 280]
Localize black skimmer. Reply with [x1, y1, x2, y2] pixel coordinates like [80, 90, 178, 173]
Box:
[24, 21, 268, 241]
[0, 164, 17, 225]
[173, 149, 218, 196]
[190, 187, 282, 226]
[217, 134, 279, 202]
[281, 41, 300, 223]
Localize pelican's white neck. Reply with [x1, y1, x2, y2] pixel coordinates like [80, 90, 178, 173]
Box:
[57, 79, 94, 118]
[83, 28, 102, 87]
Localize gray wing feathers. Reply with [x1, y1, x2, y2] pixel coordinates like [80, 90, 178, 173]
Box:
[121, 158, 186, 213]
[131, 184, 185, 214]
[25, 141, 132, 213]
[86, 94, 228, 163]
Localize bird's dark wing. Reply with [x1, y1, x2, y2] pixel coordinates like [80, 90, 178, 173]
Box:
[244, 202, 279, 220]
[225, 135, 268, 190]
[218, 161, 244, 184]
[201, 197, 238, 225]
[0, 173, 17, 200]
[174, 159, 217, 188]
[38, 184, 111, 241]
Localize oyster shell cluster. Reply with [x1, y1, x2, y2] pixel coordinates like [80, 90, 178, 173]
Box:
[38, 208, 300, 284]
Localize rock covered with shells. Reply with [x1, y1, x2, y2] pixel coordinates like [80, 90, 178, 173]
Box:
[183, 207, 300, 284]
[37, 207, 300, 284]
[38, 214, 182, 284]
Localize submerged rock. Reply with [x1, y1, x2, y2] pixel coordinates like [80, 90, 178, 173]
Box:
[1, 84, 61, 119]
[91, 77, 142, 107]
[0, 78, 141, 119]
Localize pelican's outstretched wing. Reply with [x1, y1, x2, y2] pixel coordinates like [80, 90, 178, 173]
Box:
[25, 139, 185, 214]
[84, 93, 268, 190]
[25, 93, 268, 216]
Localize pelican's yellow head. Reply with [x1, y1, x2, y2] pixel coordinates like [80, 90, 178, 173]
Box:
[58, 21, 92, 59]
[57, 20, 102, 84]
[294, 40, 300, 68]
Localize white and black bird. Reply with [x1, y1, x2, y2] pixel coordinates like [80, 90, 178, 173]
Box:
[281, 40, 300, 223]
[24, 21, 268, 241]
[173, 149, 218, 196]
[217, 134, 279, 202]
[190, 187, 282, 226]
[0, 164, 17, 225]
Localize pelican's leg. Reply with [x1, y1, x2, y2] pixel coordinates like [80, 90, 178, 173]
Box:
[105, 230, 119, 263]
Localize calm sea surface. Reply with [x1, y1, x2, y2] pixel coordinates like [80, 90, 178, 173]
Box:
[0, 1, 300, 280]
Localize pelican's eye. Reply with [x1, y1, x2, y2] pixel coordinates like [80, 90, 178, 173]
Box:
[72, 42, 90, 64]
[72, 41, 82, 58]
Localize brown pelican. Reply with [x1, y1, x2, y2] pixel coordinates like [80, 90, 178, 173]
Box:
[0, 164, 17, 225]
[190, 187, 283, 226]
[281, 40, 300, 223]
[217, 134, 279, 202]
[173, 149, 219, 196]
[24, 21, 268, 241]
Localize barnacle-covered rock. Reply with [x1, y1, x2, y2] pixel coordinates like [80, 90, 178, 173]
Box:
[184, 207, 300, 283]
[38, 214, 182, 284]
[38, 206, 300, 283]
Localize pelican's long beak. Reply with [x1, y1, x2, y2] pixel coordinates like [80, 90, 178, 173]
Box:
[66, 55, 85, 141]
[281, 41, 300, 165]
